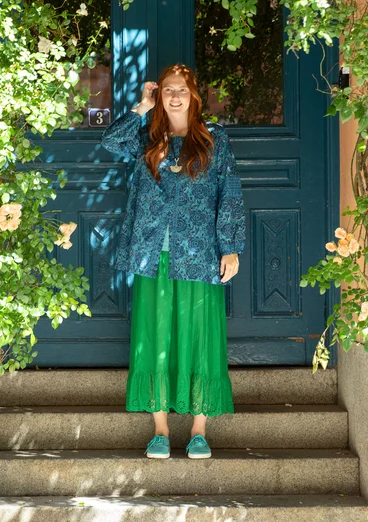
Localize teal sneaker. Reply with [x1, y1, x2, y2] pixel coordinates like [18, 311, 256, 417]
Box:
[144, 435, 170, 459]
[186, 434, 212, 459]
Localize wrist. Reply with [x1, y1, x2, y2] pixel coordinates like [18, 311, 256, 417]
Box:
[131, 102, 152, 117]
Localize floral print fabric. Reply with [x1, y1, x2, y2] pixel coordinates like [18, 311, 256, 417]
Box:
[100, 110, 246, 286]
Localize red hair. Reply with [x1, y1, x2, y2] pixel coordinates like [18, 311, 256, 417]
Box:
[145, 63, 215, 182]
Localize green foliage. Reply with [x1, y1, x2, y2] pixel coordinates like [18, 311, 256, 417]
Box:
[300, 212, 368, 373]
[212, 0, 258, 50]
[280, 0, 368, 143]
[118, 0, 135, 10]
[197, 0, 368, 142]
[195, 0, 283, 124]
[0, 0, 108, 374]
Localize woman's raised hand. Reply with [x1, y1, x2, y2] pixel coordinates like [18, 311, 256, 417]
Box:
[132, 81, 159, 116]
[141, 81, 159, 110]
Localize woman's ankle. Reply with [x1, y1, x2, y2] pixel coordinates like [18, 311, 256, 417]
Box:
[190, 430, 206, 438]
[155, 430, 169, 437]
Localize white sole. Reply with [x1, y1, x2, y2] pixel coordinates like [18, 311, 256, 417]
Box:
[146, 452, 170, 458]
[187, 452, 212, 459]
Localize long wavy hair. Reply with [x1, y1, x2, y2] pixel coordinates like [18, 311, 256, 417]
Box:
[145, 63, 215, 182]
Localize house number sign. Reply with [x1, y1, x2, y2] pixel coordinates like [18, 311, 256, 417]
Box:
[88, 108, 111, 127]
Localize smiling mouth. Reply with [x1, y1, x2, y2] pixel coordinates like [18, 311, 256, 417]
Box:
[170, 103, 182, 107]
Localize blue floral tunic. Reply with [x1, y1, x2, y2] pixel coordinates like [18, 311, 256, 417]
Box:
[100, 110, 246, 286]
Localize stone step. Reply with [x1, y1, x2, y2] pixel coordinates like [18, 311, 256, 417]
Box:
[0, 404, 348, 450]
[0, 367, 337, 406]
[0, 448, 359, 496]
[0, 494, 367, 521]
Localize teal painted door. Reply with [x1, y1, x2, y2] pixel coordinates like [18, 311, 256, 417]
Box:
[32, 0, 339, 367]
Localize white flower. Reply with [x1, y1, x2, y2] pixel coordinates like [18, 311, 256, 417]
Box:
[317, 0, 330, 8]
[38, 36, 52, 54]
[76, 3, 88, 16]
[99, 21, 108, 29]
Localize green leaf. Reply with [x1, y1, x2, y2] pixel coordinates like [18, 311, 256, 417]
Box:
[1, 193, 10, 204]
[340, 106, 353, 123]
[326, 104, 337, 116]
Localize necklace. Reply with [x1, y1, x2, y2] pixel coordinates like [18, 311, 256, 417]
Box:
[168, 131, 186, 173]
[170, 158, 182, 173]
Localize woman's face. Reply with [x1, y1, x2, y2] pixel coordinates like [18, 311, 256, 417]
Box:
[161, 73, 191, 116]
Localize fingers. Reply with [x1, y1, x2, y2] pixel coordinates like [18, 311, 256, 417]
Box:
[141, 82, 159, 109]
[220, 257, 226, 275]
[220, 260, 239, 283]
[144, 81, 158, 95]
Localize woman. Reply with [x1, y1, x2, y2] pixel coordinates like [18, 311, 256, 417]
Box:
[101, 63, 246, 460]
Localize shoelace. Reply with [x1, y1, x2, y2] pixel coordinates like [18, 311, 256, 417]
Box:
[185, 434, 209, 453]
[144, 435, 169, 454]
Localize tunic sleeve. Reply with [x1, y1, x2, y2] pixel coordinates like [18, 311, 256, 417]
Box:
[100, 110, 147, 159]
[215, 127, 246, 256]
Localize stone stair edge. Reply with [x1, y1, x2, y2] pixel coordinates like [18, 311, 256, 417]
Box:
[0, 447, 358, 460]
[0, 493, 365, 508]
[1, 366, 337, 374]
[0, 403, 347, 414]
[0, 494, 366, 522]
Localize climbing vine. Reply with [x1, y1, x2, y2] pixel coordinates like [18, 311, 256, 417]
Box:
[0, 0, 108, 374]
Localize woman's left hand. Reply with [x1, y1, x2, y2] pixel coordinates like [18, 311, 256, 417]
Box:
[220, 253, 240, 283]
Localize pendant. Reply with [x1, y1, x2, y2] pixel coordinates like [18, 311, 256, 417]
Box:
[170, 158, 182, 173]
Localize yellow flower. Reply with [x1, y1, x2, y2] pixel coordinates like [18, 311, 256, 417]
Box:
[54, 235, 71, 247]
[61, 240, 73, 250]
[346, 233, 355, 241]
[0, 203, 22, 216]
[358, 312, 368, 322]
[335, 227, 347, 239]
[59, 222, 77, 236]
[348, 238, 360, 253]
[338, 238, 348, 246]
[54, 223, 76, 250]
[337, 245, 350, 257]
[332, 256, 342, 265]
[361, 302, 368, 314]
[325, 242, 337, 252]
[6, 219, 21, 231]
[0, 203, 23, 232]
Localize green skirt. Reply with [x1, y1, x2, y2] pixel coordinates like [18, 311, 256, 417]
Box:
[126, 250, 234, 417]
